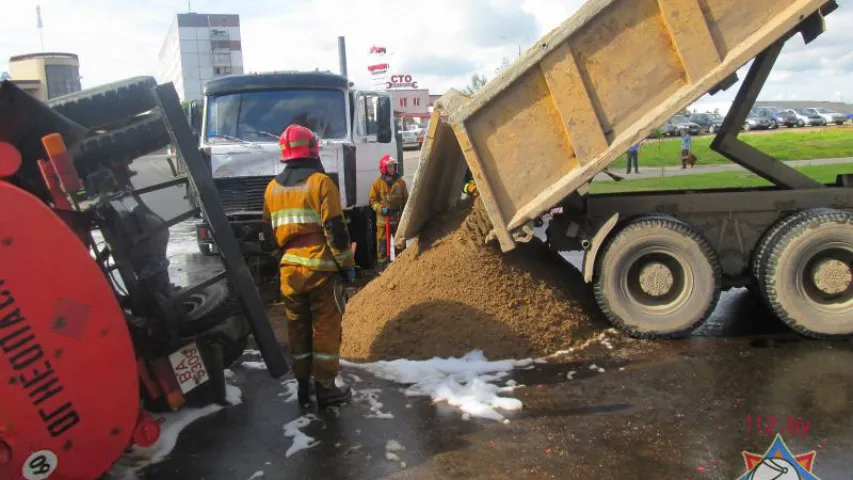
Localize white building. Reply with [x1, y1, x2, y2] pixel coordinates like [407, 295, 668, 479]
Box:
[158, 13, 244, 102]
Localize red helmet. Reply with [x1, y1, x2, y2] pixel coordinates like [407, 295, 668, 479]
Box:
[279, 125, 320, 162]
[379, 154, 399, 175]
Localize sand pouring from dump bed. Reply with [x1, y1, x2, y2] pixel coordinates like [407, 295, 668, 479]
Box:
[341, 200, 607, 361]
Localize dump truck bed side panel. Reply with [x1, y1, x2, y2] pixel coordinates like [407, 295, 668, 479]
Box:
[401, 0, 827, 252]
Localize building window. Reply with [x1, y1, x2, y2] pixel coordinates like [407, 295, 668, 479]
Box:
[213, 53, 231, 64]
[213, 66, 232, 76]
[44, 64, 81, 99]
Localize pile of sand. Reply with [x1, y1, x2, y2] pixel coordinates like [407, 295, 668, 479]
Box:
[340, 199, 609, 361]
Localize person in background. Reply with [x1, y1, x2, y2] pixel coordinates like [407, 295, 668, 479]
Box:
[681, 129, 693, 169]
[626, 142, 640, 174]
[369, 155, 409, 271]
[262, 124, 354, 408]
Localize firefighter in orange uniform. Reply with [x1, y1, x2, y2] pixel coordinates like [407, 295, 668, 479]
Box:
[262, 125, 354, 407]
[369, 155, 408, 270]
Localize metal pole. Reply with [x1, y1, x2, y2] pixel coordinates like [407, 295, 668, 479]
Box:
[338, 36, 348, 79]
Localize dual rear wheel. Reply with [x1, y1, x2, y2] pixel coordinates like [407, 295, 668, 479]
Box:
[754, 209, 853, 338]
[593, 210, 853, 339]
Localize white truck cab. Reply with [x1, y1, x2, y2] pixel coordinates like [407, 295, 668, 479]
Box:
[186, 71, 400, 271]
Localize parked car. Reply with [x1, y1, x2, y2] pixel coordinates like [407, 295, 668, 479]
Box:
[743, 111, 774, 130]
[754, 107, 799, 128]
[666, 115, 701, 135]
[805, 107, 847, 126]
[689, 113, 725, 134]
[781, 109, 808, 127]
[786, 109, 824, 126]
[401, 125, 426, 150]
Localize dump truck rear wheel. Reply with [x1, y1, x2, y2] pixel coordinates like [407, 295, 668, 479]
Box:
[593, 216, 722, 338]
[48, 76, 158, 130]
[761, 209, 853, 338]
[751, 208, 833, 308]
[72, 113, 171, 177]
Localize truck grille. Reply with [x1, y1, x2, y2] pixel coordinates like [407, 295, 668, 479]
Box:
[213, 173, 340, 215]
[215, 176, 274, 214]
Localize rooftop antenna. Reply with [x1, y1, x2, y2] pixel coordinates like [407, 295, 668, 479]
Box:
[36, 5, 44, 51]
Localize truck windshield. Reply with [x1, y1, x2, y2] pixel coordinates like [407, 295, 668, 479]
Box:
[205, 89, 347, 142]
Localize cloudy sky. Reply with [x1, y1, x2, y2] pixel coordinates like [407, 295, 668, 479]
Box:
[1, 0, 851, 106]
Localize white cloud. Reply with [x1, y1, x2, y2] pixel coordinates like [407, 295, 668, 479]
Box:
[1, 0, 851, 101]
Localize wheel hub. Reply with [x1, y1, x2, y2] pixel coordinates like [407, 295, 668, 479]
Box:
[811, 258, 852, 296]
[638, 261, 675, 297]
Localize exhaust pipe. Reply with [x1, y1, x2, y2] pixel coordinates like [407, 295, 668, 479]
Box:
[338, 36, 348, 79]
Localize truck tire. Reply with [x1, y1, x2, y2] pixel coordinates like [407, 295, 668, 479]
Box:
[72, 113, 171, 175]
[751, 208, 833, 308]
[48, 76, 158, 130]
[593, 216, 722, 338]
[761, 209, 853, 338]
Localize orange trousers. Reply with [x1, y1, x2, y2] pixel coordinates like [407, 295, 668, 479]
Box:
[279, 266, 343, 383]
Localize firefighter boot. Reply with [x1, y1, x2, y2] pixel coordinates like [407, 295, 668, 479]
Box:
[297, 379, 314, 406]
[315, 378, 352, 407]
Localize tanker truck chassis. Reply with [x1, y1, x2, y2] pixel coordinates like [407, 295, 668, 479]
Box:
[398, 0, 852, 340]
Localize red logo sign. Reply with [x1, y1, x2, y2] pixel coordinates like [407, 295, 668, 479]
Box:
[370, 46, 387, 54]
[368, 63, 389, 73]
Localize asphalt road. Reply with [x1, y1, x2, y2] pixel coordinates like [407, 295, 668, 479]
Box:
[141, 230, 853, 480]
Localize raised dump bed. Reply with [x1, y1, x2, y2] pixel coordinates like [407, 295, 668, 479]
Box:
[398, 0, 835, 252]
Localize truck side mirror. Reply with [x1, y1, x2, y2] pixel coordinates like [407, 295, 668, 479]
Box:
[189, 100, 202, 137]
[377, 96, 392, 144]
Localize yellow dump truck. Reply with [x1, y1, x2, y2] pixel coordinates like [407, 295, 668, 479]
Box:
[398, 0, 852, 339]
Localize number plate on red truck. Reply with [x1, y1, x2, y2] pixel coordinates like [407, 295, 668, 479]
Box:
[168, 342, 210, 394]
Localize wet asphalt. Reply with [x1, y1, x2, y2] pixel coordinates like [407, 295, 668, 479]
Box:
[132, 155, 853, 480]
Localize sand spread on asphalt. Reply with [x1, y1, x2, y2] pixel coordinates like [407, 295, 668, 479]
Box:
[340, 199, 608, 361]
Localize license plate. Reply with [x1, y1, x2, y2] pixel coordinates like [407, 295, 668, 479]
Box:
[168, 342, 210, 394]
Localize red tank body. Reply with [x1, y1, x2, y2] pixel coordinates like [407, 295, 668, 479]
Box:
[0, 179, 139, 480]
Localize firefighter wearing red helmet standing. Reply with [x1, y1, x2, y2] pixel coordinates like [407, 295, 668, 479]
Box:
[262, 124, 354, 407]
[369, 154, 409, 270]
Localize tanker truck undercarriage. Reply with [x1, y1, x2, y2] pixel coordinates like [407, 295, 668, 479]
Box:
[0, 78, 289, 479]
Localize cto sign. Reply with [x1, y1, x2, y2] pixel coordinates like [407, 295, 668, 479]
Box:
[387, 74, 418, 89]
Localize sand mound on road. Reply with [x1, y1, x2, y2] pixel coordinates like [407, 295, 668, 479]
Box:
[341, 199, 607, 361]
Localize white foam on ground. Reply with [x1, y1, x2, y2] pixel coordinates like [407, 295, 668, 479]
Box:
[247, 471, 265, 480]
[241, 361, 268, 371]
[278, 379, 299, 402]
[283, 414, 321, 457]
[226, 384, 243, 405]
[355, 388, 395, 419]
[386, 440, 406, 452]
[106, 404, 224, 478]
[341, 350, 526, 422]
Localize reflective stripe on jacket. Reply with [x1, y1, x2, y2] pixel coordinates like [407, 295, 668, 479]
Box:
[263, 172, 354, 271]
